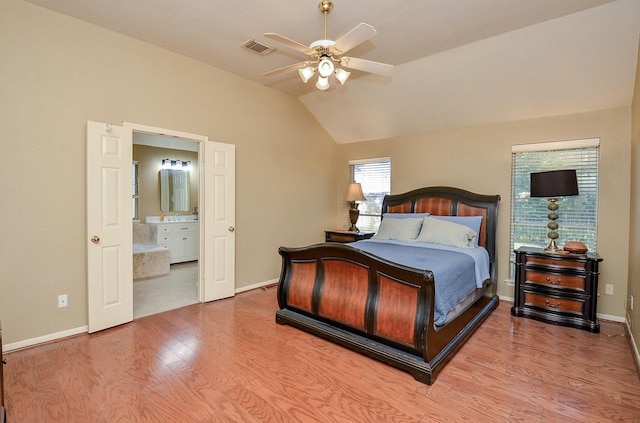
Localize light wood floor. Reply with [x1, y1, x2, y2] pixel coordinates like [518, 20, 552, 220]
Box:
[5, 286, 640, 422]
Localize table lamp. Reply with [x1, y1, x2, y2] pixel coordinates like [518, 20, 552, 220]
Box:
[345, 183, 366, 232]
[530, 169, 579, 252]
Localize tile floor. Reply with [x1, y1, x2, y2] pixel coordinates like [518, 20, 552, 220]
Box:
[133, 261, 199, 319]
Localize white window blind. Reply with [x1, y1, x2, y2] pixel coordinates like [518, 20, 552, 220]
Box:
[349, 157, 391, 232]
[510, 139, 599, 271]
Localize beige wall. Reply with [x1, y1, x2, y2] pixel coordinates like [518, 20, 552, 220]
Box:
[628, 36, 640, 356]
[133, 145, 199, 220]
[0, 0, 336, 344]
[337, 107, 632, 319]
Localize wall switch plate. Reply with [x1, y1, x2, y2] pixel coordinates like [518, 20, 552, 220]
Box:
[605, 284, 614, 295]
[631, 294, 634, 311]
[58, 294, 68, 308]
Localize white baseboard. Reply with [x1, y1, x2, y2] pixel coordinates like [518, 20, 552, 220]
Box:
[4, 325, 88, 353]
[597, 312, 626, 323]
[626, 319, 640, 372]
[235, 278, 278, 294]
[498, 294, 515, 303]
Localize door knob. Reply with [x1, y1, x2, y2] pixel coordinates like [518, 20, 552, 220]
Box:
[228, 226, 235, 232]
[91, 235, 100, 244]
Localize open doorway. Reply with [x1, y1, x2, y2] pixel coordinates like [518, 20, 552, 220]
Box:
[132, 132, 200, 318]
[87, 120, 235, 333]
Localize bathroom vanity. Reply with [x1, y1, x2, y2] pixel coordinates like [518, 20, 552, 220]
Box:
[148, 220, 199, 264]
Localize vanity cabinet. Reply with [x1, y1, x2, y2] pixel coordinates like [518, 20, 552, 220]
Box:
[149, 222, 199, 264]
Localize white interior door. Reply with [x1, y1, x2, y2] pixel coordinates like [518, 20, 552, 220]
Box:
[86, 121, 133, 333]
[202, 141, 236, 302]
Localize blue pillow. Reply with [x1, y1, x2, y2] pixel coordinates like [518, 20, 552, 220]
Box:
[431, 216, 483, 246]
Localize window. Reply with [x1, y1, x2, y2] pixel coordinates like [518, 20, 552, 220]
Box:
[132, 161, 139, 220]
[349, 157, 391, 231]
[510, 139, 599, 275]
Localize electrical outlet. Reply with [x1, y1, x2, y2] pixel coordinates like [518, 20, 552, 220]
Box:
[58, 294, 68, 308]
[605, 284, 614, 295]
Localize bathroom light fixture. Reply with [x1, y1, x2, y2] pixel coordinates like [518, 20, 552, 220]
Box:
[162, 159, 192, 171]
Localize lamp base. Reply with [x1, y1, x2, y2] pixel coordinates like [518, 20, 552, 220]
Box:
[348, 204, 360, 232]
[544, 240, 560, 253]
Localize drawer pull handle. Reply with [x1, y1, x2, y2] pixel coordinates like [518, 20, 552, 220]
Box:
[545, 276, 561, 285]
[545, 299, 561, 308]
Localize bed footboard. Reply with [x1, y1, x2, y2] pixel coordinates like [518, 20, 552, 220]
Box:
[275, 243, 498, 384]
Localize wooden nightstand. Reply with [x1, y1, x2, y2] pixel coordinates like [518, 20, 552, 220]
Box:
[325, 230, 374, 243]
[511, 246, 603, 333]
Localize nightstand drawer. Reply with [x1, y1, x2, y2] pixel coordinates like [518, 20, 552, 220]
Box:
[527, 255, 586, 270]
[524, 292, 584, 315]
[525, 270, 585, 291]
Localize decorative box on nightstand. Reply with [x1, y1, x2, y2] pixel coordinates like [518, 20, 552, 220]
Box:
[511, 246, 603, 333]
[324, 230, 374, 243]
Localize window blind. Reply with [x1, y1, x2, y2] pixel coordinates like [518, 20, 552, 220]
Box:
[349, 157, 391, 231]
[510, 140, 599, 266]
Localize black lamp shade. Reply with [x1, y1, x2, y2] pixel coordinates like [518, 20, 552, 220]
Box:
[530, 169, 579, 198]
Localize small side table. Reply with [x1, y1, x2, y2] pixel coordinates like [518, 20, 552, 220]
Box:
[511, 246, 602, 333]
[325, 230, 374, 243]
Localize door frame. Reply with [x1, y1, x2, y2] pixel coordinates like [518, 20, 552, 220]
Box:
[88, 121, 236, 332]
[125, 122, 208, 302]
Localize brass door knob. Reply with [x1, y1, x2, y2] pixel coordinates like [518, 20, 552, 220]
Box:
[228, 226, 235, 232]
[90, 235, 100, 244]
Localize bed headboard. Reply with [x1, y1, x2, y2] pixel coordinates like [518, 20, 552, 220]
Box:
[382, 186, 501, 282]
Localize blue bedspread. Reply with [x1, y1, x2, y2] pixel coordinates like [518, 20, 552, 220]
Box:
[351, 239, 490, 325]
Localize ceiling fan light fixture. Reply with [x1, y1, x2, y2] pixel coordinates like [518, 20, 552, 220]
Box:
[335, 67, 350, 85]
[298, 66, 315, 83]
[317, 57, 334, 77]
[316, 76, 329, 90]
[263, 0, 393, 92]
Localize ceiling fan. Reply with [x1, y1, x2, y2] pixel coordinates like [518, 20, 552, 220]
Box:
[263, 0, 393, 91]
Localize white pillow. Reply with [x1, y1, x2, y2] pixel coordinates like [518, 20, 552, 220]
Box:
[373, 217, 423, 241]
[431, 215, 483, 246]
[415, 217, 477, 248]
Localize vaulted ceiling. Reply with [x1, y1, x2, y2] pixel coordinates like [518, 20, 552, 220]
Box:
[24, 0, 640, 143]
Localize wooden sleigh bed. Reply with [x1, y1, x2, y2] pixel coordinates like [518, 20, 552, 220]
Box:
[276, 186, 500, 384]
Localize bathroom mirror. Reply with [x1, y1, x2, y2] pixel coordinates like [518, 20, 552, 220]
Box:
[159, 169, 190, 212]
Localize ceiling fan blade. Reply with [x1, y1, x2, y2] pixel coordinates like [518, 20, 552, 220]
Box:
[263, 61, 312, 77]
[331, 23, 377, 55]
[263, 33, 313, 56]
[340, 57, 393, 76]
